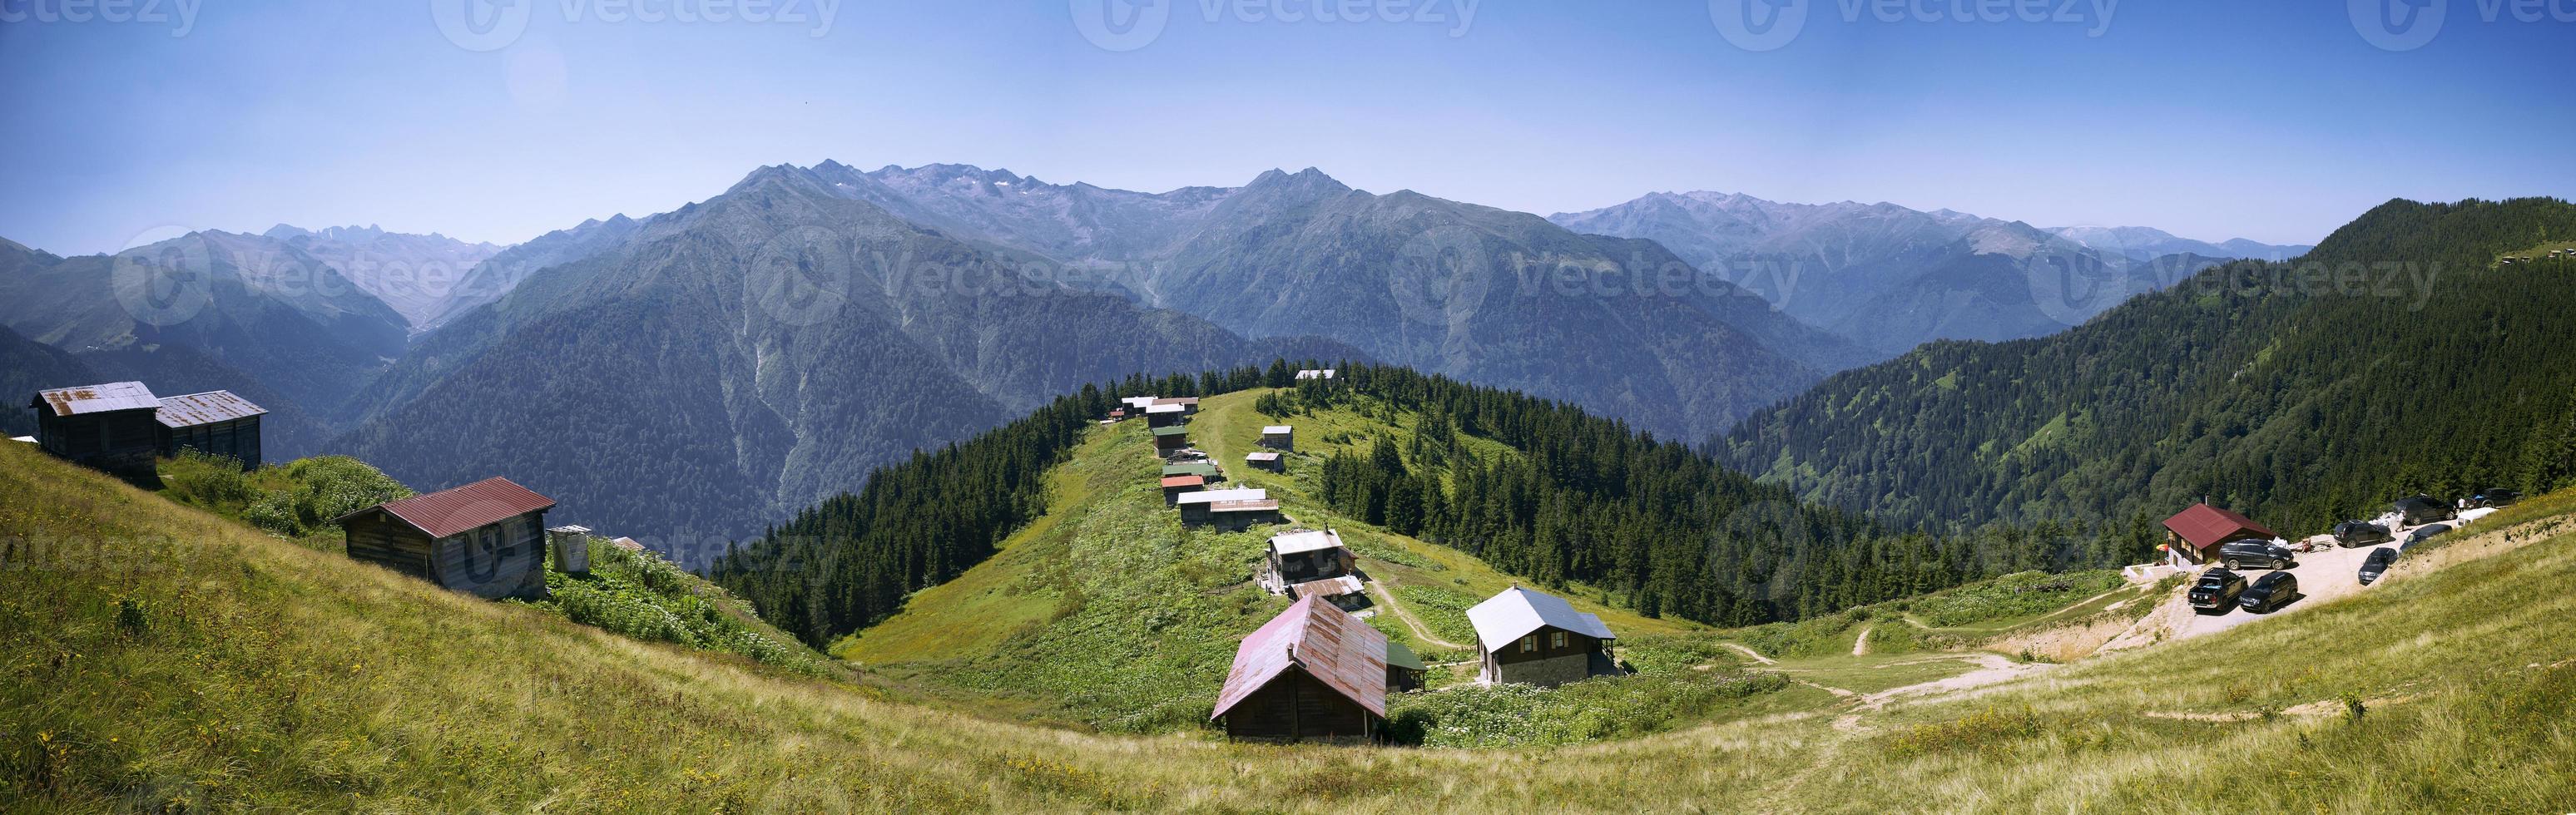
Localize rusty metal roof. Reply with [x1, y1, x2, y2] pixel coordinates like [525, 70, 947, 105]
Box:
[1211, 595, 1388, 721]
[1152, 397, 1199, 406]
[1161, 475, 1206, 489]
[1289, 575, 1365, 600]
[2162, 504, 2278, 551]
[1176, 488, 1266, 506]
[154, 391, 267, 427]
[353, 477, 556, 540]
[32, 382, 159, 417]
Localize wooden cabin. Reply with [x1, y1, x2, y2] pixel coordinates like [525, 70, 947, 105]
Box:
[1290, 575, 1366, 610]
[1264, 529, 1355, 593]
[1259, 425, 1294, 451]
[1178, 488, 1276, 530]
[1162, 474, 1206, 505]
[1152, 425, 1191, 455]
[1384, 640, 1427, 692]
[154, 390, 266, 469]
[1246, 451, 1284, 472]
[1211, 595, 1386, 742]
[2159, 503, 2279, 567]
[336, 477, 557, 600]
[1146, 403, 1188, 427]
[28, 382, 165, 480]
[545, 525, 593, 575]
[1162, 462, 1222, 482]
[1152, 397, 1201, 416]
[1467, 586, 1620, 688]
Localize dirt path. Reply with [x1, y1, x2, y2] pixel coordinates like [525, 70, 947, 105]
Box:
[1720, 642, 1776, 665]
[1852, 625, 1872, 656]
[1365, 577, 1468, 650]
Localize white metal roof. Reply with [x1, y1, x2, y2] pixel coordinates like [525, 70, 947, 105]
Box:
[1147, 403, 1186, 414]
[33, 382, 160, 417]
[1465, 586, 1617, 652]
[1261, 426, 1293, 435]
[1175, 487, 1266, 506]
[1270, 529, 1345, 556]
[1245, 452, 1281, 461]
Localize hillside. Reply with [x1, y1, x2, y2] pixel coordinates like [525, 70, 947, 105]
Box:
[9, 425, 2576, 810]
[1725, 197, 2576, 546]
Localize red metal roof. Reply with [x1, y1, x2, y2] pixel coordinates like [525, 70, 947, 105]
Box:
[1161, 475, 1206, 488]
[365, 477, 556, 539]
[2162, 504, 2278, 551]
[1211, 595, 1387, 721]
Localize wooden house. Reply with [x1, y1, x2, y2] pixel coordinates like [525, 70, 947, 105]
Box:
[545, 525, 593, 575]
[28, 382, 165, 479]
[1152, 425, 1191, 455]
[1152, 397, 1201, 416]
[1467, 586, 1620, 688]
[154, 390, 266, 469]
[1259, 425, 1295, 451]
[1211, 595, 1386, 742]
[1246, 451, 1284, 472]
[1384, 640, 1427, 692]
[2159, 503, 2279, 567]
[1178, 487, 1276, 530]
[1162, 474, 1206, 505]
[335, 477, 557, 600]
[1263, 529, 1355, 593]
[1146, 403, 1188, 427]
[1290, 575, 1366, 610]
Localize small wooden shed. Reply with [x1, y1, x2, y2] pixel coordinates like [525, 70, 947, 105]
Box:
[28, 382, 165, 479]
[1246, 451, 1284, 472]
[1259, 426, 1294, 451]
[154, 390, 266, 469]
[1211, 595, 1387, 742]
[1152, 425, 1191, 454]
[1162, 474, 1206, 505]
[1266, 529, 1355, 591]
[337, 477, 557, 600]
[1146, 403, 1188, 427]
[1152, 397, 1201, 416]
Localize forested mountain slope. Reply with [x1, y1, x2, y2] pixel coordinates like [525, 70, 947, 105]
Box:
[1724, 197, 2576, 540]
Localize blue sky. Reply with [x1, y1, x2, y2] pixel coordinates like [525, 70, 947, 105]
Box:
[2, 0, 2569, 254]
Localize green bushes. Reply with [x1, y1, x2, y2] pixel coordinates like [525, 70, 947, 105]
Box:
[528, 540, 826, 676]
[157, 452, 414, 540]
[1905, 570, 2127, 628]
[1385, 669, 1788, 748]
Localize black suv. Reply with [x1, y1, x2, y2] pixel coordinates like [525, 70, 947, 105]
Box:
[2239, 571, 2299, 613]
[2332, 521, 2395, 548]
[2358, 547, 2397, 585]
[2468, 488, 2522, 509]
[2217, 540, 2296, 570]
[2189, 569, 2247, 611]
[2403, 523, 2454, 550]
[2393, 495, 2457, 526]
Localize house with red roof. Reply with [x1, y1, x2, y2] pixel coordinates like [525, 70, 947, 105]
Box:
[1210, 595, 1387, 742]
[335, 477, 558, 600]
[2160, 503, 2280, 567]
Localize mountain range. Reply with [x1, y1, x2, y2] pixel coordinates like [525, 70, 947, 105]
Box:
[1548, 191, 2311, 356]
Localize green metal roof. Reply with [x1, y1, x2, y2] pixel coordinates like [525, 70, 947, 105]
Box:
[1162, 462, 1220, 477]
[1383, 640, 1426, 671]
[1150, 426, 1189, 437]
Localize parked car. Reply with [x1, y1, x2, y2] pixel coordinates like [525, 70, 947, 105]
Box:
[2467, 488, 2522, 509]
[2332, 521, 2395, 548]
[2217, 540, 2296, 570]
[2392, 495, 2457, 526]
[2358, 547, 2398, 585]
[2189, 569, 2247, 611]
[2403, 523, 2455, 549]
[2238, 571, 2300, 613]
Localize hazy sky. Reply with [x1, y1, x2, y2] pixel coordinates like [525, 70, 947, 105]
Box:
[3, 0, 2569, 254]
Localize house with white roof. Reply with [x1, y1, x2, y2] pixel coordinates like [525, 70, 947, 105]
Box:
[1262, 528, 1354, 594]
[1465, 586, 1620, 687]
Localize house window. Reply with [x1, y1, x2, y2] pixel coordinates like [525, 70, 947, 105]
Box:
[1519, 635, 1537, 653]
[1551, 631, 1567, 649]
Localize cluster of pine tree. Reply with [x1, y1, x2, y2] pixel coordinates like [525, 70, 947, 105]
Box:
[1724, 197, 2576, 545]
[707, 360, 1342, 645]
[1286, 368, 2078, 626]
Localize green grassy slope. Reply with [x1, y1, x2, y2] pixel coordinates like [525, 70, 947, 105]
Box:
[7, 430, 2576, 810]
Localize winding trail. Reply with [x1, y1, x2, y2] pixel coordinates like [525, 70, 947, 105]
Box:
[1720, 642, 1776, 665]
[1365, 576, 1467, 651]
[1852, 625, 1873, 656]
